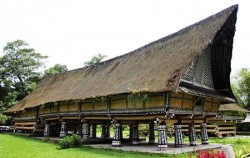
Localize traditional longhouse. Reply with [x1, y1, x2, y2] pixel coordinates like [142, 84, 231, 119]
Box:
[5, 5, 238, 149]
[215, 103, 249, 137]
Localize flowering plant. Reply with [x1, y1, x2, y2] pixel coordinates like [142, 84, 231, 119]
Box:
[195, 149, 226, 158]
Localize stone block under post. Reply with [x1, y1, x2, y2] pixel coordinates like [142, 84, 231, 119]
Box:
[82, 121, 90, 140]
[149, 122, 155, 144]
[112, 123, 121, 146]
[174, 124, 184, 147]
[44, 123, 50, 137]
[59, 121, 67, 138]
[131, 122, 140, 145]
[157, 122, 168, 150]
[189, 123, 197, 146]
[200, 123, 209, 144]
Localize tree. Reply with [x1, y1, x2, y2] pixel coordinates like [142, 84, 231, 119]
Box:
[44, 64, 68, 77]
[83, 53, 107, 66]
[0, 40, 47, 115]
[231, 68, 250, 132]
[231, 68, 250, 109]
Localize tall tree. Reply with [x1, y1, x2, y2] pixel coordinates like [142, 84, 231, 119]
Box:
[0, 40, 47, 111]
[83, 53, 107, 66]
[44, 64, 68, 77]
[231, 68, 250, 109]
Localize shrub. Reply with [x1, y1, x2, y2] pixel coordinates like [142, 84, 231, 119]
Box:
[234, 146, 250, 158]
[58, 134, 82, 149]
[43, 137, 50, 143]
[71, 134, 82, 147]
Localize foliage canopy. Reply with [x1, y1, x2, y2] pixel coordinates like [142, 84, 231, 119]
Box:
[231, 68, 250, 109]
[83, 53, 107, 66]
[44, 64, 68, 77]
[0, 40, 47, 123]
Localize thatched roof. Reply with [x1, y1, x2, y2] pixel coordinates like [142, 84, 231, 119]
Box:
[219, 103, 249, 112]
[5, 5, 238, 113]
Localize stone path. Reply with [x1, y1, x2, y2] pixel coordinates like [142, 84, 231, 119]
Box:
[90, 142, 222, 154]
[34, 136, 235, 156]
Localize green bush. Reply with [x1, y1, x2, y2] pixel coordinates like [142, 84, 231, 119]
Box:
[71, 134, 82, 147]
[58, 134, 82, 149]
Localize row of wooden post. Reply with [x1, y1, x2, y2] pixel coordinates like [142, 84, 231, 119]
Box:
[44, 121, 209, 150]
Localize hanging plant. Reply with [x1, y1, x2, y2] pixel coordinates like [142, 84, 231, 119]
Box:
[128, 93, 149, 108]
[128, 93, 137, 108]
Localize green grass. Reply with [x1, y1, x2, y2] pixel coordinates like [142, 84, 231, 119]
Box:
[1, 134, 249, 158]
[0, 134, 177, 158]
[209, 137, 250, 151]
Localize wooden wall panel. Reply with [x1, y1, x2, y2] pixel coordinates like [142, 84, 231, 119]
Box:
[111, 100, 126, 109]
[171, 92, 182, 98]
[50, 106, 58, 113]
[43, 107, 51, 114]
[60, 105, 68, 112]
[182, 100, 193, 110]
[20, 112, 26, 117]
[68, 104, 78, 112]
[145, 96, 165, 108]
[38, 108, 44, 115]
[211, 101, 219, 112]
[111, 95, 126, 100]
[127, 99, 143, 109]
[81, 103, 94, 111]
[170, 98, 182, 108]
[94, 102, 107, 110]
[136, 99, 143, 108]
[184, 94, 193, 99]
[203, 102, 211, 111]
[26, 110, 36, 116]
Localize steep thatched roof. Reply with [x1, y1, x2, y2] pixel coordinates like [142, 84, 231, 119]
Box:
[219, 103, 249, 112]
[5, 5, 238, 113]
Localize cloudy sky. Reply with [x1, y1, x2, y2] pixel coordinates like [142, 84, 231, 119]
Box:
[0, 0, 249, 76]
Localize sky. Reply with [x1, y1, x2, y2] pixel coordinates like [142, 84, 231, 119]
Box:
[0, 0, 249, 76]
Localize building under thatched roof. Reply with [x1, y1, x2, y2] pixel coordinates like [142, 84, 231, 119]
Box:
[4, 5, 243, 147]
[5, 4, 238, 114]
[219, 104, 249, 112]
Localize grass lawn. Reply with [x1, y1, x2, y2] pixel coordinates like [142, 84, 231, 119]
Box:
[0, 134, 176, 158]
[0, 134, 250, 158]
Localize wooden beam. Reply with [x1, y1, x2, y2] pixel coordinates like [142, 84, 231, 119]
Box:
[15, 126, 35, 130]
[61, 117, 80, 120]
[15, 122, 36, 126]
[44, 118, 60, 121]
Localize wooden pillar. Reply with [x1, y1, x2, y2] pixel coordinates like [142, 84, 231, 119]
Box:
[101, 124, 106, 138]
[129, 124, 133, 139]
[174, 124, 184, 147]
[189, 123, 197, 146]
[101, 124, 110, 138]
[112, 123, 121, 146]
[149, 122, 155, 144]
[59, 121, 66, 138]
[82, 121, 89, 139]
[157, 123, 167, 150]
[131, 123, 140, 145]
[105, 124, 110, 138]
[89, 124, 96, 138]
[200, 123, 209, 144]
[120, 124, 123, 140]
[77, 124, 82, 136]
[44, 123, 50, 137]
